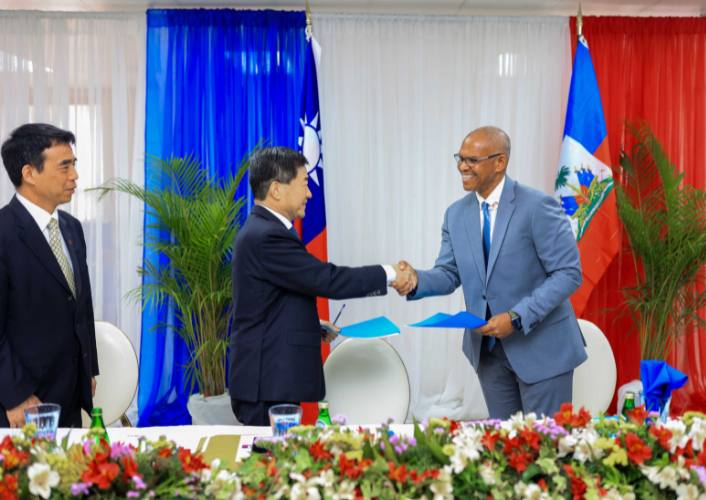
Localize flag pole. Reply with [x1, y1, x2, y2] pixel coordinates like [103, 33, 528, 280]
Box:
[576, 3, 583, 39]
[305, 0, 313, 41]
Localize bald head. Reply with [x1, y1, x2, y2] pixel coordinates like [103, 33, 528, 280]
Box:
[456, 126, 511, 197]
[463, 126, 511, 159]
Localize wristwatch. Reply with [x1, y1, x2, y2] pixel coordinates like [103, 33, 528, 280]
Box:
[508, 310, 522, 331]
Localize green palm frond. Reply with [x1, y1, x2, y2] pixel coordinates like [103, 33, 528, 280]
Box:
[555, 165, 570, 190]
[90, 155, 248, 396]
[616, 125, 706, 359]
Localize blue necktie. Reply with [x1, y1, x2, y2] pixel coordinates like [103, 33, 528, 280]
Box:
[481, 201, 495, 351]
[482, 202, 491, 267]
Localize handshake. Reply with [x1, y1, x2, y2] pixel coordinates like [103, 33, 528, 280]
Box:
[391, 260, 418, 296]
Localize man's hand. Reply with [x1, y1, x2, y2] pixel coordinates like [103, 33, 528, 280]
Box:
[5, 395, 41, 428]
[392, 260, 418, 296]
[91, 377, 97, 397]
[320, 319, 340, 344]
[476, 312, 515, 340]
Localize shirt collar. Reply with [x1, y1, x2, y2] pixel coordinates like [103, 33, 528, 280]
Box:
[258, 203, 293, 230]
[15, 192, 58, 232]
[475, 176, 506, 208]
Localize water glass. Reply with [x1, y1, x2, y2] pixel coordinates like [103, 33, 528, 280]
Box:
[24, 403, 61, 440]
[268, 404, 302, 436]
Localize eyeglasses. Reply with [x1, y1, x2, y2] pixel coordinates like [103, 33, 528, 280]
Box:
[454, 152, 503, 166]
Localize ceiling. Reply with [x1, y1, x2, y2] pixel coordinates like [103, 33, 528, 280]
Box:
[0, 0, 704, 16]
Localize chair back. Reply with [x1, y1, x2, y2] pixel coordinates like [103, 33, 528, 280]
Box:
[82, 321, 139, 427]
[323, 338, 410, 425]
[573, 319, 617, 414]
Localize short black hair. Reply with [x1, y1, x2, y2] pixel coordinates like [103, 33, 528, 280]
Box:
[1, 123, 76, 187]
[249, 147, 308, 200]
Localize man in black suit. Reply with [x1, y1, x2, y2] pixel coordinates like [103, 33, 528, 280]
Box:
[0, 123, 98, 428]
[229, 147, 410, 425]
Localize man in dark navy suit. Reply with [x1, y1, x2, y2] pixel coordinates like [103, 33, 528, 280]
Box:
[229, 147, 410, 425]
[0, 123, 98, 428]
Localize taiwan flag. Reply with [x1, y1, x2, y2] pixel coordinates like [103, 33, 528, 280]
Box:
[294, 34, 330, 424]
[554, 34, 620, 316]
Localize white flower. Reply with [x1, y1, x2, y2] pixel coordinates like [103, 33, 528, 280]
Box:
[515, 482, 550, 500]
[289, 472, 322, 500]
[501, 412, 533, 438]
[448, 427, 484, 473]
[479, 462, 496, 485]
[664, 419, 689, 452]
[557, 435, 577, 458]
[27, 463, 60, 499]
[430, 469, 454, 500]
[311, 469, 335, 489]
[675, 483, 703, 500]
[602, 489, 635, 500]
[330, 480, 356, 500]
[687, 418, 706, 451]
[204, 469, 244, 499]
[642, 464, 690, 492]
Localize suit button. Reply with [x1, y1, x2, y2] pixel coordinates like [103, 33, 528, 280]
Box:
[68, 295, 74, 302]
[482, 294, 487, 300]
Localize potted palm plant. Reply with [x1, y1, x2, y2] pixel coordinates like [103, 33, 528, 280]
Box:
[95, 155, 247, 424]
[616, 125, 706, 360]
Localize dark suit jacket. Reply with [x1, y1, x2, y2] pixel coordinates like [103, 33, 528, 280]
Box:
[0, 196, 98, 427]
[229, 205, 387, 403]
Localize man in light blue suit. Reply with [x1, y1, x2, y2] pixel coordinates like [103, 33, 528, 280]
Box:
[396, 126, 587, 419]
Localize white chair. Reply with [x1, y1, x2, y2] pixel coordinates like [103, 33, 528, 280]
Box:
[323, 338, 410, 425]
[572, 319, 617, 415]
[81, 321, 139, 427]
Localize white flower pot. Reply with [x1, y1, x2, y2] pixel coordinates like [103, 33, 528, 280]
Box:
[187, 392, 240, 425]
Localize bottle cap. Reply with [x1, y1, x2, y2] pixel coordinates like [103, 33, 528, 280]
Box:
[625, 391, 635, 398]
[318, 401, 329, 409]
[91, 407, 103, 416]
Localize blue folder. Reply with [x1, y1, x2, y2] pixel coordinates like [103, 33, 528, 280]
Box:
[410, 311, 486, 329]
[340, 316, 400, 338]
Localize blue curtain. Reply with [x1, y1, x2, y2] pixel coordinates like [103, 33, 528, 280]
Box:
[139, 9, 307, 426]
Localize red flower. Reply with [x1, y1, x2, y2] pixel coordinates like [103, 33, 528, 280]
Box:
[570, 475, 587, 500]
[388, 462, 408, 483]
[266, 459, 278, 478]
[695, 446, 706, 467]
[157, 447, 172, 458]
[309, 440, 333, 461]
[447, 419, 461, 434]
[481, 430, 500, 451]
[649, 426, 673, 451]
[338, 454, 371, 480]
[537, 478, 548, 491]
[519, 428, 541, 451]
[0, 473, 18, 500]
[0, 437, 29, 471]
[81, 459, 120, 489]
[507, 449, 533, 473]
[177, 447, 207, 474]
[121, 455, 139, 480]
[626, 406, 649, 425]
[625, 433, 652, 465]
[553, 403, 590, 428]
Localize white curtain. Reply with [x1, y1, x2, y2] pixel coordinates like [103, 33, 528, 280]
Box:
[0, 12, 145, 354]
[315, 14, 571, 420]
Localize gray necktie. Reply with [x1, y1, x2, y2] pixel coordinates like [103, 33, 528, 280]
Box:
[47, 218, 76, 296]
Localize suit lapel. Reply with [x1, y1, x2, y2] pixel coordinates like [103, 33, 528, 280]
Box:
[59, 213, 82, 296]
[10, 197, 74, 296]
[486, 177, 517, 281]
[461, 194, 486, 284]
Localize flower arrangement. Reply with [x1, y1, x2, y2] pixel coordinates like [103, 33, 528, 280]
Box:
[2, 405, 706, 499]
[241, 404, 706, 499]
[0, 427, 241, 499]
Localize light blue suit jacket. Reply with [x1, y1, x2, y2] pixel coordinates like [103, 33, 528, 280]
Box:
[409, 176, 587, 384]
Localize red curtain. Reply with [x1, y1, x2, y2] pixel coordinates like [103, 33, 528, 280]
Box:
[570, 17, 706, 414]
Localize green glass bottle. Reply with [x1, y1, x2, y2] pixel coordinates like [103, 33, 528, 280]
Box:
[90, 407, 110, 445]
[315, 401, 332, 428]
[622, 392, 636, 420]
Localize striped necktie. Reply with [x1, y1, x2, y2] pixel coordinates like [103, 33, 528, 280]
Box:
[47, 218, 76, 296]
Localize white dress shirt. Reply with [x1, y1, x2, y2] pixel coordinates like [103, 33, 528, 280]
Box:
[16, 193, 74, 272]
[475, 176, 506, 241]
[259, 203, 396, 283]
